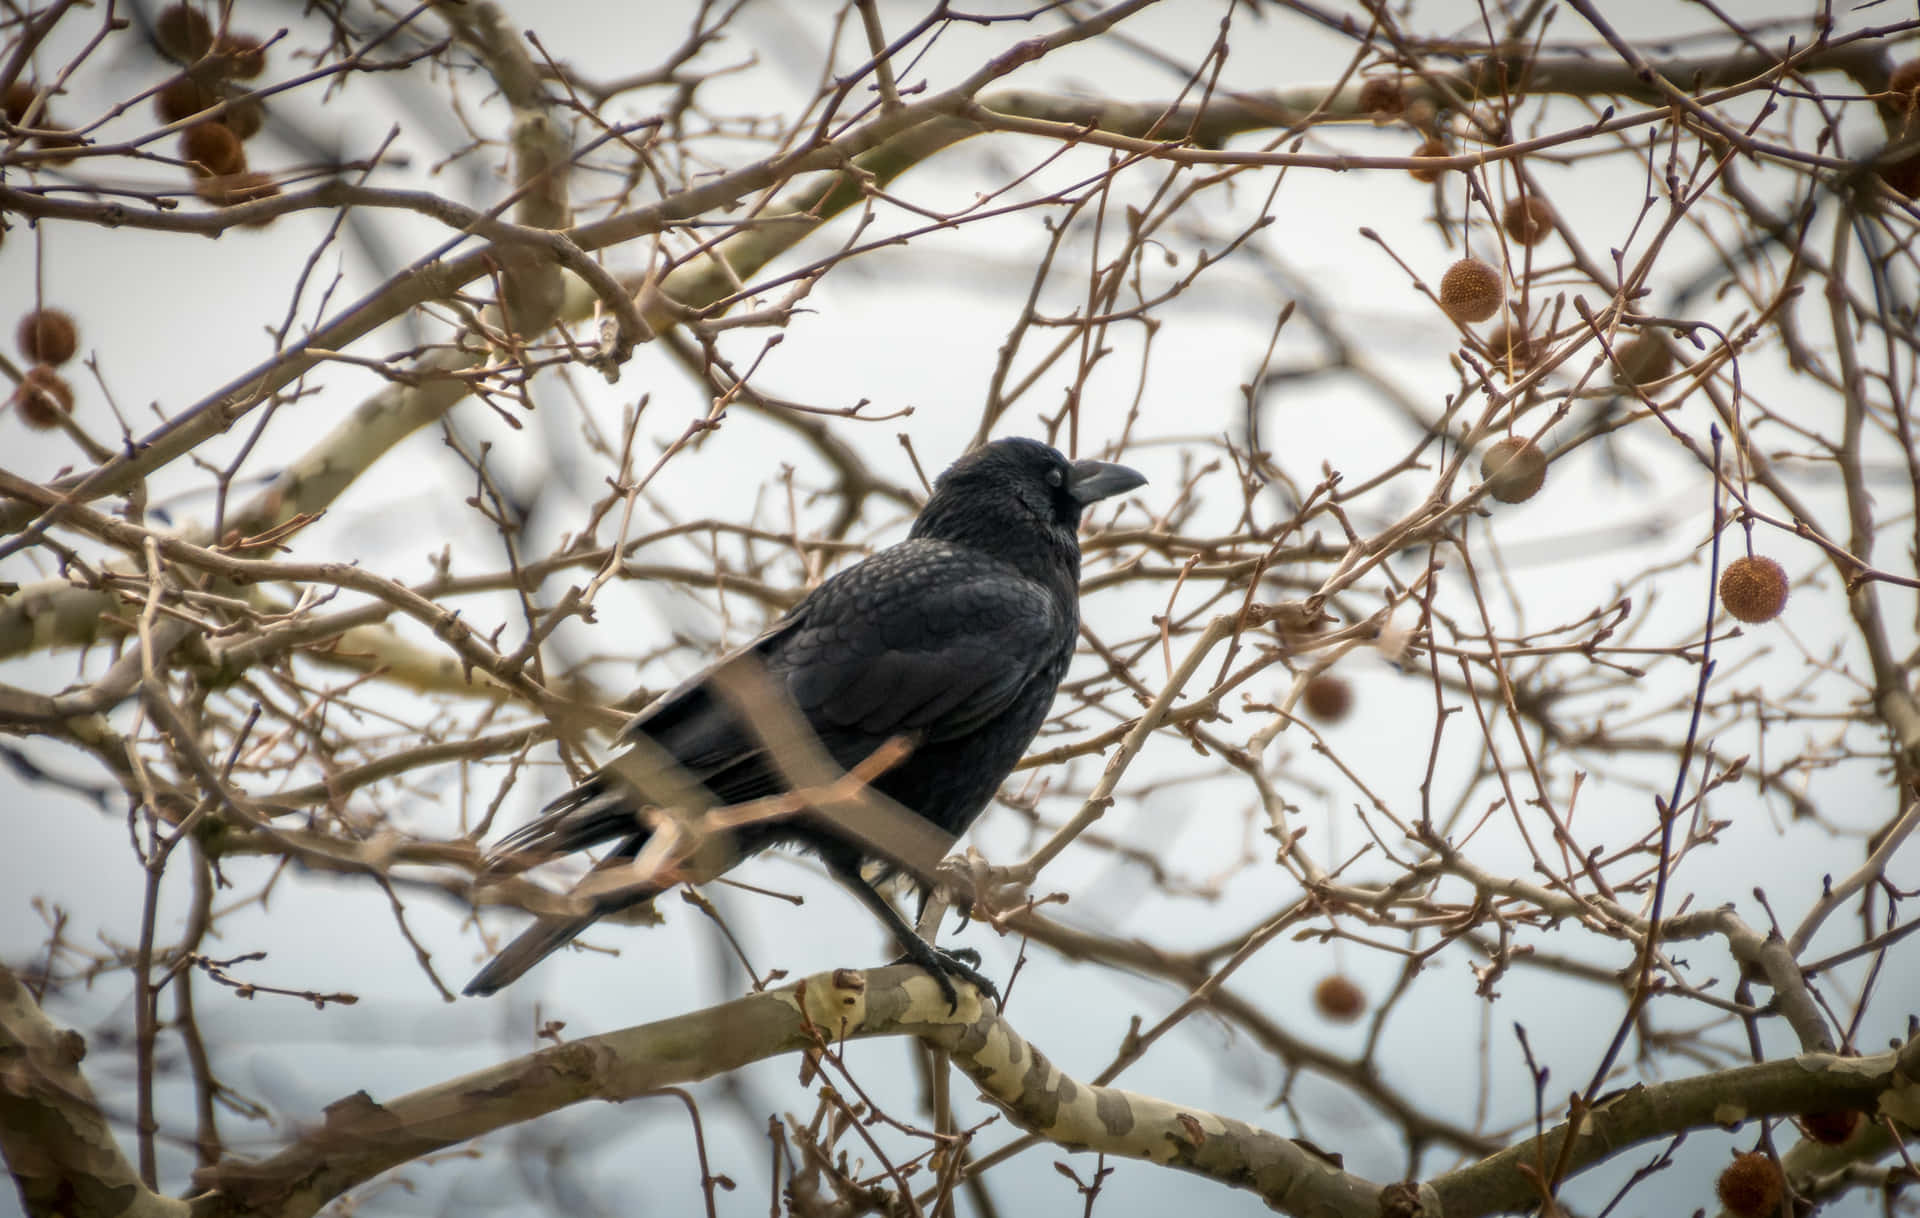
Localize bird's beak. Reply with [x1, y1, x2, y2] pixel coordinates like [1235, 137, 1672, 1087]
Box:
[1066, 458, 1147, 505]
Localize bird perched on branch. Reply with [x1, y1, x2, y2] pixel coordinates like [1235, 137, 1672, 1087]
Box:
[463, 437, 1146, 1006]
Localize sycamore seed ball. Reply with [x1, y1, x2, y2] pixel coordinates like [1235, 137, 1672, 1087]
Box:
[13, 366, 74, 429]
[11, 85, 81, 162]
[1881, 153, 1920, 198]
[155, 4, 215, 62]
[155, 75, 216, 124]
[17, 309, 77, 365]
[1890, 59, 1920, 114]
[1615, 333, 1674, 387]
[1313, 974, 1366, 1022]
[1484, 325, 1541, 373]
[1481, 435, 1547, 503]
[1801, 1109, 1860, 1145]
[1357, 76, 1405, 121]
[1715, 1152, 1783, 1218]
[1303, 674, 1353, 723]
[1439, 258, 1503, 323]
[181, 122, 246, 176]
[195, 171, 279, 208]
[3, 80, 36, 124]
[216, 33, 268, 80]
[36, 127, 84, 163]
[222, 96, 265, 141]
[1409, 136, 1449, 182]
[1501, 196, 1555, 246]
[1719, 555, 1788, 624]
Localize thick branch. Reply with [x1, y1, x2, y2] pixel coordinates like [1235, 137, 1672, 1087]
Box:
[163, 962, 1920, 1218]
[0, 967, 188, 1218]
[181, 965, 1380, 1218]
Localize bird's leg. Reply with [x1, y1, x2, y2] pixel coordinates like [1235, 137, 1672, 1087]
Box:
[912, 884, 976, 938]
[826, 853, 998, 1012]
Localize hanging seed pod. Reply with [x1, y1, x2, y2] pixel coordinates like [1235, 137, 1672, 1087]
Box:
[1357, 76, 1405, 121]
[1715, 1152, 1782, 1218]
[155, 75, 218, 124]
[17, 309, 78, 365]
[194, 170, 279, 207]
[215, 32, 268, 80]
[181, 121, 246, 176]
[1501, 196, 1555, 246]
[1313, 974, 1366, 1023]
[1480, 436, 1547, 503]
[1439, 258, 1503, 323]
[1302, 674, 1353, 723]
[155, 4, 216, 63]
[12, 365, 74, 429]
[1483, 324, 1542, 373]
[1615, 333, 1675, 387]
[1719, 555, 1788, 623]
[1409, 135, 1449, 182]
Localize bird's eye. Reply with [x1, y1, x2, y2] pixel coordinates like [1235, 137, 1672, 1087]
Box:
[1046, 467, 1065, 488]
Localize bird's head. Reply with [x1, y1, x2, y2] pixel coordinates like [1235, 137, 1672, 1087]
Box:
[910, 438, 1146, 567]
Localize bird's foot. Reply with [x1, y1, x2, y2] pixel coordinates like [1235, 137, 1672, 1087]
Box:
[893, 939, 999, 1012]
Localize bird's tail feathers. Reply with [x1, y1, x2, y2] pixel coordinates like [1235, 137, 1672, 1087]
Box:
[467, 779, 665, 996]
[464, 850, 664, 996]
[462, 910, 604, 996]
[484, 779, 650, 871]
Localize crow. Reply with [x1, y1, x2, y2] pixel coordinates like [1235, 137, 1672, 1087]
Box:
[462, 437, 1145, 1005]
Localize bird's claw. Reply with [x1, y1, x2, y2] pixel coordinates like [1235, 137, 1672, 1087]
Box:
[893, 941, 998, 1012]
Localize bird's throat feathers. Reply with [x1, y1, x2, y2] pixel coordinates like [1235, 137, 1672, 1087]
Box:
[909, 484, 1083, 594]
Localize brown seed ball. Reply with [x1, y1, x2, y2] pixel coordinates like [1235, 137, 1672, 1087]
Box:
[1484, 324, 1541, 373]
[7, 82, 80, 163]
[3, 80, 37, 124]
[13, 365, 74, 429]
[3, 82, 80, 162]
[155, 4, 215, 62]
[1715, 1151, 1783, 1218]
[1890, 59, 1920, 114]
[1615, 333, 1675, 387]
[1880, 153, 1920, 198]
[181, 121, 245, 176]
[1800, 1108, 1860, 1145]
[1720, 555, 1789, 624]
[194, 170, 279, 209]
[1357, 76, 1405, 121]
[16, 309, 78, 365]
[1313, 974, 1366, 1023]
[1409, 136, 1449, 182]
[215, 33, 267, 80]
[1439, 258, 1503, 323]
[221, 96, 265, 141]
[155, 75, 217, 124]
[1481, 435, 1547, 503]
[1501, 196, 1555, 246]
[33, 127, 83, 164]
[1303, 674, 1353, 723]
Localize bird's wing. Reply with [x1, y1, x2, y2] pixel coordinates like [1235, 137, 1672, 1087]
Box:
[618, 545, 1065, 798]
[486, 614, 806, 859]
[612, 612, 806, 771]
[776, 542, 1066, 743]
[493, 544, 1063, 853]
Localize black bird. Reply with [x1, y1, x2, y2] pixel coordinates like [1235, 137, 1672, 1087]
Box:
[462, 437, 1145, 1003]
